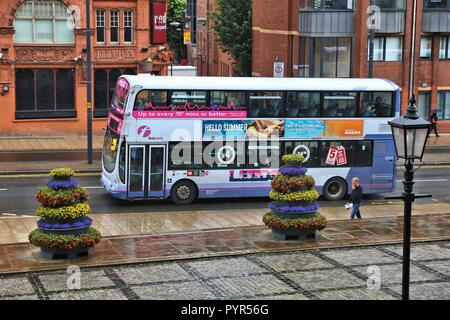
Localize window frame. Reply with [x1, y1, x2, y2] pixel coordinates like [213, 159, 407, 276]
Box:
[439, 36, 450, 60]
[123, 10, 133, 44]
[420, 35, 433, 60]
[369, 36, 403, 62]
[96, 9, 106, 44]
[438, 91, 450, 120]
[109, 10, 120, 44]
[14, 1, 74, 44]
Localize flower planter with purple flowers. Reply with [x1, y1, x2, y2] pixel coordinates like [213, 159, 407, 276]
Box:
[37, 217, 93, 235]
[263, 154, 327, 240]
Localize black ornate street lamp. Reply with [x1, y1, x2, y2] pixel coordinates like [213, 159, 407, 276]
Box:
[387, 95, 432, 300]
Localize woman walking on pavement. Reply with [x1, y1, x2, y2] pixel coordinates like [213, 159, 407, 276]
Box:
[349, 177, 362, 219]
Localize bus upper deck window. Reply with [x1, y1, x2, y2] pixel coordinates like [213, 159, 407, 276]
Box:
[359, 92, 393, 117]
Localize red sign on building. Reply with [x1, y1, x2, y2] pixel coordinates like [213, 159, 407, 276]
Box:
[151, 1, 167, 44]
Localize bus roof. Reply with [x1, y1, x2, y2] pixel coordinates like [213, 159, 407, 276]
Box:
[121, 75, 399, 92]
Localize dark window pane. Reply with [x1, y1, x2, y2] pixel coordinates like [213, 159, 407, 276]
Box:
[320, 141, 353, 167]
[36, 69, 54, 110]
[119, 141, 126, 183]
[150, 147, 164, 192]
[248, 92, 283, 117]
[359, 91, 393, 117]
[284, 141, 320, 167]
[323, 92, 357, 117]
[124, 27, 132, 42]
[354, 141, 372, 166]
[286, 92, 320, 117]
[15, 69, 35, 111]
[56, 69, 74, 110]
[94, 70, 108, 111]
[111, 27, 118, 42]
[97, 27, 105, 42]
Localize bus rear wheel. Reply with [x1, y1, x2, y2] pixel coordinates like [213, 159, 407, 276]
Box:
[323, 177, 347, 201]
[170, 180, 198, 205]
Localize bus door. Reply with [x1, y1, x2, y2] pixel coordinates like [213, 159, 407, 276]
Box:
[371, 140, 395, 193]
[148, 145, 166, 198]
[127, 144, 166, 199]
[127, 145, 146, 198]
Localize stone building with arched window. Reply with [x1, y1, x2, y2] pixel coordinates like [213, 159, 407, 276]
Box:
[0, 0, 170, 135]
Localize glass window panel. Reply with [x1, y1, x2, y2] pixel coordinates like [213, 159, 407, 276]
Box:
[359, 91, 393, 117]
[171, 91, 207, 108]
[110, 11, 119, 43]
[102, 129, 119, 173]
[320, 141, 353, 167]
[14, 20, 33, 43]
[371, 0, 405, 9]
[129, 147, 144, 193]
[134, 90, 168, 111]
[16, 3, 33, 17]
[55, 20, 74, 43]
[35, 3, 53, 17]
[354, 141, 372, 166]
[373, 37, 384, 61]
[425, 0, 448, 9]
[447, 36, 450, 60]
[284, 141, 320, 167]
[36, 70, 54, 110]
[418, 92, 430, 119]
[438, 91, 450, 120]
[35, 20, 54, 43]
[248, 92, 283, 117]
[337, 38, 351, 77]
[439, 37, 447, 59]
[94, 70, 108, 111]
[385, 37, 402, 61]
[420, 36, 432, 59]
[54, 3, 70, 18]
[322, 38, 337, 77]
[119, 142, 126, 183]
[55, 69, 74, 110]
[15, 70, 35, 111]
[109, 69, 123, 106]
[323, 92, 357, 117]
[286, 92, 320, 117]
[150, 147, 164, 192]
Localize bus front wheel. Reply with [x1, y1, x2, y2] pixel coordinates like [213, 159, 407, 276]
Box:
[323, 177, 347, 201]
[170, 180, 198, 205]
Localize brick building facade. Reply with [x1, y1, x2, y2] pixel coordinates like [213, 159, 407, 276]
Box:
[0, 0, 171, 136]
[185, 0, 234, 76]
[252, 0, 450, 132]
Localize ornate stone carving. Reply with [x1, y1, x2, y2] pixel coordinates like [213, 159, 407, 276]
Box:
[95, 48, 136, 61]
[0, 27, 14, 35]
[15, 47, 75, 63]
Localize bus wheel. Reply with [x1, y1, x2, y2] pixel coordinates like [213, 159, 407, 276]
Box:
[171, 180, 198, 205]
[323, 177, 347, 201]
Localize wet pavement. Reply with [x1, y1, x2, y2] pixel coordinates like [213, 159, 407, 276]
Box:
[1, 240, 449, 300]
[1, 213, 449, 275]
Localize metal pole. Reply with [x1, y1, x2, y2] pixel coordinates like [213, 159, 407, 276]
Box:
[409, 0, 418, 99]
[402, 159, 415, 300]
[86, 0, 93, 164]
[368, 28, 374, 78]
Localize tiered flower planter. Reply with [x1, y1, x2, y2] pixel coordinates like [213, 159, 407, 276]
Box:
[263, 154, 327, 240]
[29, 168, 101, 259]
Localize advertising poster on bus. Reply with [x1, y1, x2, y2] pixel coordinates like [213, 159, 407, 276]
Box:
[284, 120, 325, 138]
[202, 120, 285, 140]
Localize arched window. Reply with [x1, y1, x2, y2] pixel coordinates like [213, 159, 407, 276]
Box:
[14, 1, 75, 44]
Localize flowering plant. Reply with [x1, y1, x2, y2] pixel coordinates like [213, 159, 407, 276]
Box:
[269, 202, 319, 213]
[37, 217, 92, 230]
[50, 168, 75, 179]
[263, 212, 327, 231]
[36, 202, 91, 219]
[279, 167, 308, 176]
[29, 227, 101, 250]
[269, 189, 319, 201]
[36, 186, 88, 207]
[271, 174, 315, 193]
[47, 179, 78, 189]
[282, 154, 305, 163]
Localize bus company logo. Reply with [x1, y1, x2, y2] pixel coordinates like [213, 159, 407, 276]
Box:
[138, 125, 152, 138]
[344, 129, 362, 136]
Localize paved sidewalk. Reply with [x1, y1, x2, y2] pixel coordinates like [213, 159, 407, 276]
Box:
[1, 240, 449, 300]
[2, 201, 450, 245]
[0, 213, 449, 275]
[0, 136, 104, 152]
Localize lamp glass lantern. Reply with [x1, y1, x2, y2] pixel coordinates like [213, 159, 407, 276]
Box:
[388, 97, 432, 161]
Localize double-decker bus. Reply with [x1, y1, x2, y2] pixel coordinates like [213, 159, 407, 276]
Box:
[101, 76, 399, 204]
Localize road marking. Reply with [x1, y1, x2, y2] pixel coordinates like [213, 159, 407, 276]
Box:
[0, 188, 7, 191]
[396, 179, 448, 183]
[85, 186, 103, 189]
[0, 173, 100, 179]
[0, 213, 17, 216]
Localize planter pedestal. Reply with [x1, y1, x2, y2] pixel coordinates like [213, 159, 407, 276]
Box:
[40, 247, 90, 260]
[271, 228, 316, 241]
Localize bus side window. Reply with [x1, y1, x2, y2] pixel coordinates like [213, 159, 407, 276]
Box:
[118, 141, 126, 183]
[354, 141, 372, 166]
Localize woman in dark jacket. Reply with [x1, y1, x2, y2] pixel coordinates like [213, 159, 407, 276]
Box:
[349, 177, 362, 219]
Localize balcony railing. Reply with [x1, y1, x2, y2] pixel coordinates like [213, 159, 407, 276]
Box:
[298, 10, 354, 37]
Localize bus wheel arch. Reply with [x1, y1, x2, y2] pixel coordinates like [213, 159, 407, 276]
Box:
[170, 179, 198, 205]
[323, 177, 348, 201]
